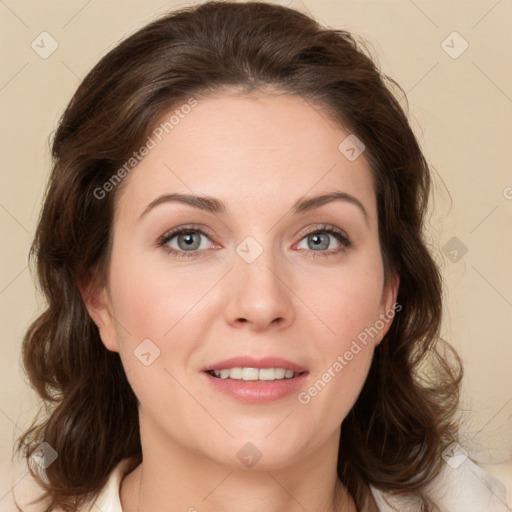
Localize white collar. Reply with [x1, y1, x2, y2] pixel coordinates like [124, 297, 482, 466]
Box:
[89, 457, 509, 511]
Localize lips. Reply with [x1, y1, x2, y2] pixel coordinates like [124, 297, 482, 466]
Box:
[201, 356, 308, 403]
[201, 356, 308, 374]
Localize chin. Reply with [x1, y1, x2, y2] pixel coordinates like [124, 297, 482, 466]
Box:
[201, 436, 309, 471]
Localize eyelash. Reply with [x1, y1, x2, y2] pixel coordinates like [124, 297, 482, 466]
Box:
[156, 224, 353, 259]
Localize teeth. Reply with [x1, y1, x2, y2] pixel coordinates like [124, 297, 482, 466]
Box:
[242, 368, 259, 380]
[211, 367, 298, 381]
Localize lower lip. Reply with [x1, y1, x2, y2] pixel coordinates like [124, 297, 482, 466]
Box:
[203, 371, 308, 403]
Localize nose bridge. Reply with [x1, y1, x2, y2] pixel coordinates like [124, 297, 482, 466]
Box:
[223, 233, 294, 329]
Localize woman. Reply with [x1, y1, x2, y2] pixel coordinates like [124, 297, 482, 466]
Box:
[16, 1, 508, 511]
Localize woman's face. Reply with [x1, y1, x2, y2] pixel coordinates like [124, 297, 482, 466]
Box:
[85, 91, 398, 470]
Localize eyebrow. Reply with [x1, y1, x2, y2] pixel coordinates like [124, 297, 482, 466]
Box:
[139, 191, 369, 225]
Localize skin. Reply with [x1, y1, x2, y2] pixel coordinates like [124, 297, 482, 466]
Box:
[82, 90, 399, 512]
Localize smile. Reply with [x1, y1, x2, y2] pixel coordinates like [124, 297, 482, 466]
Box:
[207, 367, 301, 381]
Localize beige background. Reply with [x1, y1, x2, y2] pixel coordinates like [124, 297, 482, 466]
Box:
[1, 0, 511, 509]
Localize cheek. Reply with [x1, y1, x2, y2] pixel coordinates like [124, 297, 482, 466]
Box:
[301, 256, 385, 349]
[105, 246, 217, 396]
[108, 245, 211, 341]
[294, 320, 375, 448]
[294, 254, 383, 415]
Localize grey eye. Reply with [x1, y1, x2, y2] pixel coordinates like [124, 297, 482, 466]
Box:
[166, 230, 209, 251]
[307, 233, 330, 250]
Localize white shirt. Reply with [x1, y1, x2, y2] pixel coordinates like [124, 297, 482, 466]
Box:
[86, 456, 509, 512]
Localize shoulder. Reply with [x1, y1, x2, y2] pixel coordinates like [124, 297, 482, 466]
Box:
[370, 455, 509, 511]
[79, 458, 133, 512]
[14, 459, 133, 512]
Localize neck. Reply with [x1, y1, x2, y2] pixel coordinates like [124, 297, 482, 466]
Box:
[120, 420, 357, 512]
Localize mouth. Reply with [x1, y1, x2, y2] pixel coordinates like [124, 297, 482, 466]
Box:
[206, 367, 306, 381]
[202, 356, 309, 403]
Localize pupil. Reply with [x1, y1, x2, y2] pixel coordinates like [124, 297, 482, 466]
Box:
[179, 232, 199, 250]
[310, 233, 328, 250]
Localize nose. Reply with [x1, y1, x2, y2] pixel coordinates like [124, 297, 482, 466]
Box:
[223, 239, 295, 332]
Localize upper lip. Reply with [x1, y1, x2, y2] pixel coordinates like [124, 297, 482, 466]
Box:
[202, 356, 308, 373]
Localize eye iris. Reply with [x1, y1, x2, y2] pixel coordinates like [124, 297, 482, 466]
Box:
[309, 233, 329, 251]
[178, 232, 200, 250]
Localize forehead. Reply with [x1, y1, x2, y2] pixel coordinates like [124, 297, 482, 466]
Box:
[114, 92, 376, 223]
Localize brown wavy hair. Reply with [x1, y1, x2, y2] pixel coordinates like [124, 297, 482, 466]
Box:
[16, 1, 463, 511]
